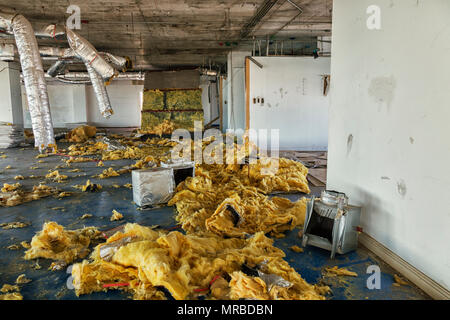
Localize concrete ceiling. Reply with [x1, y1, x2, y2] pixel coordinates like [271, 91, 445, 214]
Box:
[0, 0, 332, 70]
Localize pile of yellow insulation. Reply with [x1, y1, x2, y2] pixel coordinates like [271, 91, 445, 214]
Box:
[0, 184, 59, 207]
[18, 129, 327, 300]
[65, 126, 97, 143]
[71, 223, 329, 300]
[169, 138, 310, 237]
[24, 222, 101, 264]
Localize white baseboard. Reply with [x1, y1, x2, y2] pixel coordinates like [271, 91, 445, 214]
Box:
[359, 232, 450, 300]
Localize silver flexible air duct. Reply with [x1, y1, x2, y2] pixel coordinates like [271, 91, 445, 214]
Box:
[85, 63, 113, 118]
[9, 14, 55, 152]
[35, 23, 66, 38]
[39, 46, 74, 58]
[101, 52, 129, 71]
[47, 60, 67, 77]
[66, 28, 116, 80]
[50, 72, 144, 81]
[0, 10, 14, 31]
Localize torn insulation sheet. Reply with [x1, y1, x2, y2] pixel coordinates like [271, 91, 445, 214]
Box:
[71, 223, 329, 300]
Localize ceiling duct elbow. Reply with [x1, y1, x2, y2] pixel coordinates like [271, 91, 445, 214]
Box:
[101, 52, 132, 72]
[66, 28, 116, 80]
[35, 23, 66, 39]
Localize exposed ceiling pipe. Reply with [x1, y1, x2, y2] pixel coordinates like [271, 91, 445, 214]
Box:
[240, 0, 279, 39]
[49, 72, 144, 81]
[0, 10, 55, 152]
[287, 0, 303, 13]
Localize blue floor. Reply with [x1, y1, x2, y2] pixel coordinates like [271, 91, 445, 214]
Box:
[0, 145, 429, 300]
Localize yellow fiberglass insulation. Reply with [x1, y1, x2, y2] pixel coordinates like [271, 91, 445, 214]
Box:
[24, 222, 101, 264]
[165, 136, 310, 236]
[65, 125, 97, 143]
[168, 163, 309, 236]
[71, 223, 328, 300]
[0, 184, 59, 207]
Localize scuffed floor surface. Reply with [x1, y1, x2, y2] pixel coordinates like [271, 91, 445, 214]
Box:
[0, 145, 430, 300]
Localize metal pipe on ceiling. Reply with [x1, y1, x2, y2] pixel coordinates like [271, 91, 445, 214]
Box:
[240, 0, 279, 39]
[287, 0, 304, 13]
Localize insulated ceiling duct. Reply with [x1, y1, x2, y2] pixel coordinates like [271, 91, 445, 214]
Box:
[35, 23, 66, 39]
[66, 28, 116, 80]
[0, 11, 56, 152]
[85, 63, 114, 118]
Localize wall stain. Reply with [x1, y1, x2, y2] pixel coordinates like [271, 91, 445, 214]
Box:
[409, 137, 415, 144]
[381, 176, 391, 180]
[368, 76, 396, 112]
[347, 134, 353, 156]
[397, 179, 407, 198]
[279, 88, 288, 99]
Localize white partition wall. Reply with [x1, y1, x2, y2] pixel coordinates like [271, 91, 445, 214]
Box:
[22, 81, 143, 128]
[328, 0, 450, 291]
[248, 56, 330, 151]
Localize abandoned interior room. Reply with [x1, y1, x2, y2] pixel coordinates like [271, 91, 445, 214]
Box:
[0, 0, 448, 303]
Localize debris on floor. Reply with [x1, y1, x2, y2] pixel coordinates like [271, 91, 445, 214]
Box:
[24, 222, 101, 264]
[1, 284, 20, 293]
[0, 292, 23, 300]
[110, 210, 124, 221]
[393, 274, 409, 287]
[1, 222, 29, 229]
[65, 125, 97, 143]
[15, 274, 32, 284]
[290, 245, 304, 253]
[323, 266, 358, 277]
[0, 184, 59, 207]
[71, 223, 329, 300]
[74, 180, 102, 192]
[45, 170, 68, 182]
[97, 167, 120, 179]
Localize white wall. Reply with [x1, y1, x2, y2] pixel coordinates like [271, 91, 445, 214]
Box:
[249, 57, 330, 151]
[22, 83, 86, 128]
[328, 0, 450, 290]
[22, 81, 143, 128]
[86, 81, 143, 127]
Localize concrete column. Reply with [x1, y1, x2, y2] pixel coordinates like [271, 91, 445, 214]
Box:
[0, 61, 23, 125]
[226, 50, 251, 132]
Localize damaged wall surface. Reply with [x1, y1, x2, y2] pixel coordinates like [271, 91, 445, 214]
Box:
[328, 0, 450, 291]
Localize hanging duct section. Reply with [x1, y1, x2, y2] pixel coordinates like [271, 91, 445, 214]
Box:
[85, 63, 114, 118]
[2, 12, 56, 152]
